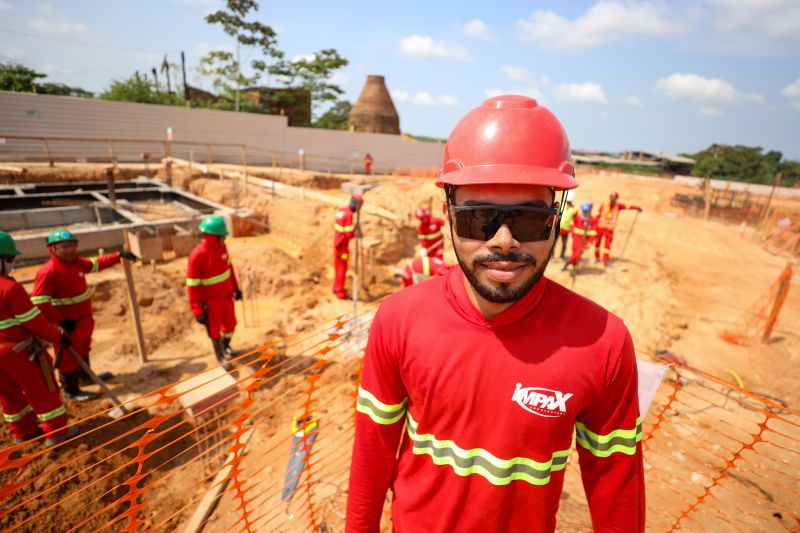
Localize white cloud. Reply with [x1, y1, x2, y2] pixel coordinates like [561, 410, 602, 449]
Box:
[518, 1, 689, 52]
[555, 82, 608, 104]
[291, 54, 315, 63]
[697, 106, 723, 117]
[0, 1, 14, 12]
[782, 78, 800, 99]
[458, 19, 493, 41]
[791, 100, 800, 111]
[392, 90, 459, 107]
[654, 73, 763, 105]
[328, 72, 349, 87]
[708, 0, 800, 40]
[501, 66, 531, 84]
[622, 95, 643, 107]
[28, 4, 88, 36]
[399, 35, 471, 62]
[0, 43, 24, 60]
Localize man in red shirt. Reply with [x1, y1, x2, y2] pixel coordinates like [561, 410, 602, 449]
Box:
[563, 201, 599, 271]
[396, 255, 447, 288]
[364, 153, 374, 175]
[333, 195, 363, 299]
[595, 192, 643, 266]
[347, 95, 644, 532]
[32, 229, 137, 401]
[415, 208, 445, 260]
[186, 215, 242, 366]
[0, 231, 76, 446]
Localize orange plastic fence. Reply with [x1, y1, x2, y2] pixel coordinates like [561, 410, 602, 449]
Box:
[1, 311, 798, 532]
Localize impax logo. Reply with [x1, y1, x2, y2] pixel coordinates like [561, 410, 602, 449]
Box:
[512, 383, 573, 418]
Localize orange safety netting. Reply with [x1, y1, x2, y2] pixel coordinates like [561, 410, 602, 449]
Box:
[1, 311, 798, 532]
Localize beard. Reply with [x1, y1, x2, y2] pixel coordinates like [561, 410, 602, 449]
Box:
[457, 245, 553, 304]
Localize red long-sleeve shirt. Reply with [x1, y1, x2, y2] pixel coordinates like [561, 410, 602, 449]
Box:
[31, 253, 121, 324]
[417, 216, 445, 253]
[571, 213, 600, 243]
[347, 267, 644, 533]
[0, 276, 61, 345]
[334, 207, 356, 248]
[186, 235, 240, 316]
[597, 203, 639, 231]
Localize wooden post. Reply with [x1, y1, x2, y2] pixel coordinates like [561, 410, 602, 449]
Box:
[106, 166, 116, 205]
[762, 261, 793, 343]
[703, 177, 712, 220]
[107, 140, 115, 165]
[758, 172, 782, 227]
[122, 229, 148, 363]
[165, 140, 173, 187]
[42, 138, 53, 167]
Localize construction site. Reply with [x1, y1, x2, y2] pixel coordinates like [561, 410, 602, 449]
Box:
[1, 85, 799, 532]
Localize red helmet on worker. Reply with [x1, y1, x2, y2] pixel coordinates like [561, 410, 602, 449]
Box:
[437, 95, 577, 191]
[415, 208, 429, 220]
[349, 194, 363, 212]
[610, 191, 619, 201]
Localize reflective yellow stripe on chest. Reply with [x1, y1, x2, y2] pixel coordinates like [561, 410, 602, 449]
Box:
[186, 268, 231, 287]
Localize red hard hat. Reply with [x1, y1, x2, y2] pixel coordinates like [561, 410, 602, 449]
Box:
[415, 208, 429, 220]
[352, 194, 363, 204]
[437, 95, 577, 191]
[610, 191, 619, 200]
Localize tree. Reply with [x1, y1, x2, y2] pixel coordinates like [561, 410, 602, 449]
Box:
[197, 51, 258, 100]
[692, 144, 798, 186]
[100, 72, 176, 105]
[1, 62, 92, 97]
[272, 49, 349, 120]
[313, 99, 351, 130]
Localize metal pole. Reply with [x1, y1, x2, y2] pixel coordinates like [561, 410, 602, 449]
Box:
[618, 210, 640, 262]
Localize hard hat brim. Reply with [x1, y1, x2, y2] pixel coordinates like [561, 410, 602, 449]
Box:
[437, 164, 578, 191]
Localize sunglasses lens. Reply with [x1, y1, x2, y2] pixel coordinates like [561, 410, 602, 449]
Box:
[454, 208, 554, 242]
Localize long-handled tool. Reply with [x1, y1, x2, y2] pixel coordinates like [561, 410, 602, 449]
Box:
[14, 338, 56, 392]
[618, 210, 641, 263]
[64, 345, 129, 415]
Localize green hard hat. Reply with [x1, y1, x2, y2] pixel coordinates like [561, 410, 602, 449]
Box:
[46, 229, 78, 245]
[0, 231, 21, 256]
[198, 215, 229, 236]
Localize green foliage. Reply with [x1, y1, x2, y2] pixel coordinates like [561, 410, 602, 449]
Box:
[197, 51, 258, 99]
[313, 99, 351, 130]
[1, 62, 92, 97]
[271, 49, 348, 119]
[692, 144, 796, 186]
[100, 72, 180, 105]
[405, 133, 447, 143]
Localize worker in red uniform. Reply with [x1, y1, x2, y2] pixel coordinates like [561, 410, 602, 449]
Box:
[364, 153, 373, 175]
[0, 232, 76, 446]
[333, 195, 362, 300]
[415, 208, 445, 260]
[558, 190, 577, 260]
[186, 215, 242, 366]
[396, 255, 447, 288]
[32, 229, 137, 402]
[563, 201, 599, 271]
[595, 191, 642, 266]
[347, 95, 644, 533]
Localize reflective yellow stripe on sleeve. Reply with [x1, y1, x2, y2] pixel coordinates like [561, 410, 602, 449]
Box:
[0, 307, 43, 330]
[356, 386, 407, 425]
[31, 295, 52, 305]
[575, 417, 643, 458]
[90, 257, 99, 273]
[334, 223, 355, 232]
[419, 231, 443, 240]
[186, 268, 231, 287]
[422, 257, 430, 276]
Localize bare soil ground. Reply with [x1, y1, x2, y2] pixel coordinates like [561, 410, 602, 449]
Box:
[2, 163, 799, 531]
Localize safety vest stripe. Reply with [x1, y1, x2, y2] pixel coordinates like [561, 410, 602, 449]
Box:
[356, 386, 407, 425]
[185, 269, 231, 287]
[422, 257, 430, 276]
[3, 405, 32, 423]
[52, 289, 93, 306]
[574, 229, 597, 236]
[221, 331, 233, 338]
[575, 417, 642, 458]
[334, 223, 355, 233]
[419, 231, 443, 240]
[0, 307, 43, 330]
[407, 414, 570, 486]
[31, 295, 52, 305]
[90, 257, 99, 273]
[37, 404, 66, 422]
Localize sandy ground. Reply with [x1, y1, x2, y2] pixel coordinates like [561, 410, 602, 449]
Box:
[2, 164, 799, 531]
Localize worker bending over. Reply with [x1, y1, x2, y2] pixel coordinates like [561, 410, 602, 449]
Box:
[397, 255, 447, 288]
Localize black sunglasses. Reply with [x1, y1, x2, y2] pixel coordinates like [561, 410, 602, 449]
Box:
[450, 203, 559, 242]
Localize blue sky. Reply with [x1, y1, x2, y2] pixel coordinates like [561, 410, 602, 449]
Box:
[1, 0, 799, 158]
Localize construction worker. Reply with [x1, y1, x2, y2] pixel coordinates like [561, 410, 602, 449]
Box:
[32, 229, 137, 402]
[0, 231, 75, 446]
[595, 191, 643, 265]
[364, 153, 373, 175]
[397, 255, 447, 288]
[558, 190, 578, 259]
[415, 208, 445, 260]
[333, 195, 362, 300]
[347, 95, 644, 532]
[186, 215, 242, 366]
[563, 201, 599, 271]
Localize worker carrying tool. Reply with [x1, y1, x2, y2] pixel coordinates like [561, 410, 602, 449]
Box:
[558, 190, 578, 260]
[397, 255, 447, 288]
[347, 95, 644, 533]
[595, 191, 642, 266]
[332, 195, 363, 300]
[32, 229, 137, 402]
[0, 231, 76, 447]
[415, 208, 445, 260]
[563, 201, 599, 271]
[187, 215, 242, 366]
[364, 153, 374, 175]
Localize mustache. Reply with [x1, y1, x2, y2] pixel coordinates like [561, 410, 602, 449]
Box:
[472, 251, 537, 267]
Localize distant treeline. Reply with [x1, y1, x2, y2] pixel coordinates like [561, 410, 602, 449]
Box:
[688, 144, 799, 187]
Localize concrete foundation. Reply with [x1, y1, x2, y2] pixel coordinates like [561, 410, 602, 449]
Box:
[0, 177, 239, 264]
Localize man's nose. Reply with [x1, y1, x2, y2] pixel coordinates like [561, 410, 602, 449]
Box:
[486, 224, 520, 253]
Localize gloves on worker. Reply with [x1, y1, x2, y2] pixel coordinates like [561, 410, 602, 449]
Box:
[59, 318, 77, 333]
[195, 312, 207, 325]
[233, 289, 243, 301]
[120, 251, 139, 262]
